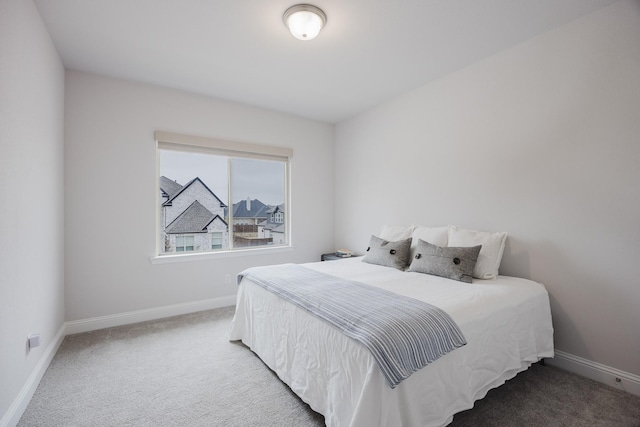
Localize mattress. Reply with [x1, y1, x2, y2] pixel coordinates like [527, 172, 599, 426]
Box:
[229, 257, 554, 426]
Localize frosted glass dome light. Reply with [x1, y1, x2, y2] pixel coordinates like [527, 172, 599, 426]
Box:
[283, 4, 327, 41]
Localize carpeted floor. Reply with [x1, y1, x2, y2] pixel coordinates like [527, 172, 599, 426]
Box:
[19, 307, 640, 426]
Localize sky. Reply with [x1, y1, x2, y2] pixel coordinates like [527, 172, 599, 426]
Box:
[159, 150, 286, 206]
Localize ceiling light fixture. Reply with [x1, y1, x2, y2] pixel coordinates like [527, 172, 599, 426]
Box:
[283, 4, 326, 41]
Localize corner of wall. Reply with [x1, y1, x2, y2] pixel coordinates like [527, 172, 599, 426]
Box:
[0, 325, 66, 427]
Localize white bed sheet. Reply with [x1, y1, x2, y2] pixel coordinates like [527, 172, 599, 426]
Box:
[229, 257, 554, 427]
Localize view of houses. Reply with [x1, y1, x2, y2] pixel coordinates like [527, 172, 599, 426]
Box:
[159, 176, 285, 253]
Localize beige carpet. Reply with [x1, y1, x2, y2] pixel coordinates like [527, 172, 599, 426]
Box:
[19, 306, 640, 426]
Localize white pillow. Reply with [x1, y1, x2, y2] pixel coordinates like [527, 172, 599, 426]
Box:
[410, 226, 449, 259]
[447, 225, 507, 280]
[380, 225, 415, 241]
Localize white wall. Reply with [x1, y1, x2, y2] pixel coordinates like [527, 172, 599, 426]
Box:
[335, 0, 640, 377]
[64, 71, 334, 321]
[0, 0, 65, 423]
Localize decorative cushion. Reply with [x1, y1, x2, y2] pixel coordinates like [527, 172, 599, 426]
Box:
[410, 225, 449, 259]
[447, 226, 507, 280]
[380, 225, 415, 241]
[408, 239, 481, 283]
[362, 235, 412, 270]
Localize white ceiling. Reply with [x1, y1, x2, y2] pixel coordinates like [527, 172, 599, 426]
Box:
[35, 0, 619, 123]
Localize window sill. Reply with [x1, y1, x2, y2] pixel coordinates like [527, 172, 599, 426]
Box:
[149, 245, 294, 265]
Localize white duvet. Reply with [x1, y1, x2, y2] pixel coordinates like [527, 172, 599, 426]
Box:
[229, 257, 554, 427]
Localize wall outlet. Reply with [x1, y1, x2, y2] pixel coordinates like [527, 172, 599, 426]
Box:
[224, 274, 231, 284]
[28, 334, 41, 349]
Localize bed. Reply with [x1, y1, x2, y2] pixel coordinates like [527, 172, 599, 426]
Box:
[229, 228, 554, 427]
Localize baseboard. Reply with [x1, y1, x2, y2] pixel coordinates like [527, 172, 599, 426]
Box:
[65, 295, 237, 335]
[3, 316, 638, 426]
[0, 323, 66, 427]
[1, 296, 237, 427]
[547, 350, 640, 397]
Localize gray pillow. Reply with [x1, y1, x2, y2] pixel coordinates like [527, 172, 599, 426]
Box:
[362, 235, 412, 270]
[408, 239, 481, 283]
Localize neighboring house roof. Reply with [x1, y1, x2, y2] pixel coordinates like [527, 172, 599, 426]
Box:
[160, 176, 183, 199]
[162, 177, 227, 208]
[230, 198, 270, 219]
[270, 224, 286, 233]
[165, 200, 227, 234]
[263, 223, 286, 233]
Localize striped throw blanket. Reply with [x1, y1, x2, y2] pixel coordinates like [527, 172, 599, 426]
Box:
[238, 264, 466, 388]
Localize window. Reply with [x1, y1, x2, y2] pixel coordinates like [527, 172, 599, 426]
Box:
[210, 232, 223, 249]
[175, 235, 195, 252]
[156, 131, 291, 256]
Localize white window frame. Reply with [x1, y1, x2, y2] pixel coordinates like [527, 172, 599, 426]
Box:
[152, 131, 292, 263]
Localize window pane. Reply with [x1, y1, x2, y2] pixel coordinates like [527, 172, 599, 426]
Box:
[159, 150, 229, 254]
[158, 140, 290, 256]
[211, 232, 222, 249]
[231, 158, 287, 248]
